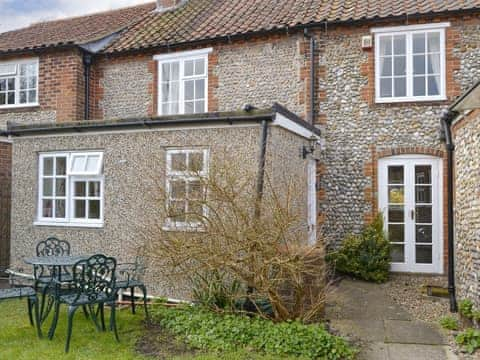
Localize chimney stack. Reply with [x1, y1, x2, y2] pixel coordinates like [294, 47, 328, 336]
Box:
[156, 0, 183, 11]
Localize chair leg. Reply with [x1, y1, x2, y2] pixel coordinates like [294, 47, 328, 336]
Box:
[82, 305, 90, 319]
[130, 287, 136, 314]
[32, 296, 43, 339]
[48, 300, 61, 340]
[139, 285, 149, 321]
[99, 303, 106, 332]
[65, 305, 78, 353]
[110, 303, 120, 342]
[27, 297, 34, 326]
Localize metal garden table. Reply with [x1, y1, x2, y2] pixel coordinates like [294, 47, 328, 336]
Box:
[24, 255, 89, 336]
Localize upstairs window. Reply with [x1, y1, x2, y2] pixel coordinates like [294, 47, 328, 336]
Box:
[165, 148, 209, 230]
[154, 48, 212, 116]
[372, 23, 449, 103]
[0, 59, 38, 108]
[37, 151, 104, 227]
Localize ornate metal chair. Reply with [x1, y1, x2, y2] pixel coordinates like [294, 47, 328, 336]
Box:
[115, 257, 148, 319]
[48, 254, 119, 353]
[36, 237, 71, 257]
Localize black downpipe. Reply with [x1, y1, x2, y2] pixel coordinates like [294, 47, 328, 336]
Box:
[83, 53, 93, 120]
[441, 109, 459, 313]
[254, 119, 269, 219]
[304, 29, 316, 124]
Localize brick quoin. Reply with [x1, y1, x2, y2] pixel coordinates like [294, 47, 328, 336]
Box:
[0, 141, 11, 271]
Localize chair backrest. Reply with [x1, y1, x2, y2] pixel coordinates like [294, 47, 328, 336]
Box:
[72, 254, 117, 304]
[36, 237, 71, 257]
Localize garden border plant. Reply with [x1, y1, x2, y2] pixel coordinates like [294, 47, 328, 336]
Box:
[152, 303, 356, 360]
[326, 214, 390, 283]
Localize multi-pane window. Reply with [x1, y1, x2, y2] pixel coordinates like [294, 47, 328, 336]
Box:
[155, 48, 211, 116]
[37, 152, 104, 226]
[165, 149, 208, 229]
[0, 59, 38, 107]
[373, 24, 447, 103]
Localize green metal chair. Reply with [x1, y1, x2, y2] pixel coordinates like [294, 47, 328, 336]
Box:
[115, 257, 149, 319]
[48, 254, 119, 353]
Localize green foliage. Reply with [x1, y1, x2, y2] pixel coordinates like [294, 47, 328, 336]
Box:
[326, 214, 390, 283]
[459, 299, 474, 319]
[439, 316, 459, 330]
[472, 310, 480, 322]
[152, 305, 356, 360]
[191, 270, 242, 311]
[456, 328, 480, 354]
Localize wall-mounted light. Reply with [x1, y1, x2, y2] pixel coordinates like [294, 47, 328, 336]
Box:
[302, 136, 318, 159]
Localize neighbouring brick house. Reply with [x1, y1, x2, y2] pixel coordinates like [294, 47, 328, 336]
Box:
[0, 0, 479, 297]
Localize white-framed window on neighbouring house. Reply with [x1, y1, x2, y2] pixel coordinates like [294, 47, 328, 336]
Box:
[372, 23, 449, 103]
[0, 58, 38, 108]
[164, 148, 209, 230]
[36, 151, 104, 227]
[154, 48, 212, 116]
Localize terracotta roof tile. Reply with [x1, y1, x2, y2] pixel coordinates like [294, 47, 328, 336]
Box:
[0, 2, 156, 53]
[106, 0, 480, 53]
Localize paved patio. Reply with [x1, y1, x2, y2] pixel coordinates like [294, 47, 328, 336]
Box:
[325, 278, 456, 360]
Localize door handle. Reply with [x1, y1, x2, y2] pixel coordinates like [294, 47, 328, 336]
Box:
[411, 209, 415, 220]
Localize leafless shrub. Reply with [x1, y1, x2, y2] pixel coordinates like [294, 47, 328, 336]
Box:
[139, 155, 328, 323]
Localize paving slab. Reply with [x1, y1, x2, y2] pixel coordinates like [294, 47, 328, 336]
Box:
[329, 319, 386, 342]
[384, 319, 447, 345]
[387, 343, 449, 360]
[357, 342, 389, 360]
[325, 279, 456, 360]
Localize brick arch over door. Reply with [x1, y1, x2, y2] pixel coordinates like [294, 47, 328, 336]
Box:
[364, 145, 448, 273]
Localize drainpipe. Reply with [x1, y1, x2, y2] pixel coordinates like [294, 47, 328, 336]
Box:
[303, 29, 316, 124]
[440, 108, 459, 313]
[83, 52, 93, 120]
[254, 119, 269, 219]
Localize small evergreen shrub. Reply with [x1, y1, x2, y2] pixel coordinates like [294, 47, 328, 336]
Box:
[459, 299, 474, 319]
[326, 214, 390, 283]
[456, 328, 480, 354]
[439, 316, 459, 330]
[191, 270, 242, 311]
[152, 304, 356, 360]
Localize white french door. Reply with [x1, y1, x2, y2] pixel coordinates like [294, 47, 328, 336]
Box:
[378, 155, 443, 273]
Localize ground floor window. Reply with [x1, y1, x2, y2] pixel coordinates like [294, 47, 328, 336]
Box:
[164, 148, 209, 230]
[36, 151, 104, 227]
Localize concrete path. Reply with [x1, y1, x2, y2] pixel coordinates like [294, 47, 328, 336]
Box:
[325, 278, 456, 360]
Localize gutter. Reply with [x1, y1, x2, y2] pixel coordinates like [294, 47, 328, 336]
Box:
[2, 113, 275, 137]
[440, 108, 459, 313]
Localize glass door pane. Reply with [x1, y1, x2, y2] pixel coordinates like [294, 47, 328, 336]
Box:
[415, 165, 432, 264]
[387, 166, 405, 262]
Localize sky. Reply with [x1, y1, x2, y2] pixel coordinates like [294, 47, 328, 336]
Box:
[0, 0, 154, 33]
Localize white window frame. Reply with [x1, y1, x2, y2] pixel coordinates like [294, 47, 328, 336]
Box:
[372, 23, 449, 103]
[0, 58, 39, 109]
[164, 148, 209, 231]
[35, 151, 104, 228]
[154, 48, 212, 116]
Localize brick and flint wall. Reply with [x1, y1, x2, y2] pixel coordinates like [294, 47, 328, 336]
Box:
[0, 140, 11, 271]
[10, 124, 311, 297]
[0, 48, 86, 130]
[452, 109, 480, 306]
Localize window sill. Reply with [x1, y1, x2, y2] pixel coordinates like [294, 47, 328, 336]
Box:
[34, 221, 104, 229]
[375, 96, 447, 104]
[0, 103, 39, 110]
[162, 224, 205, 233]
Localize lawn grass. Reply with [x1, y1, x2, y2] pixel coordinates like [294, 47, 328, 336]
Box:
[0, 299, 297, 359]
